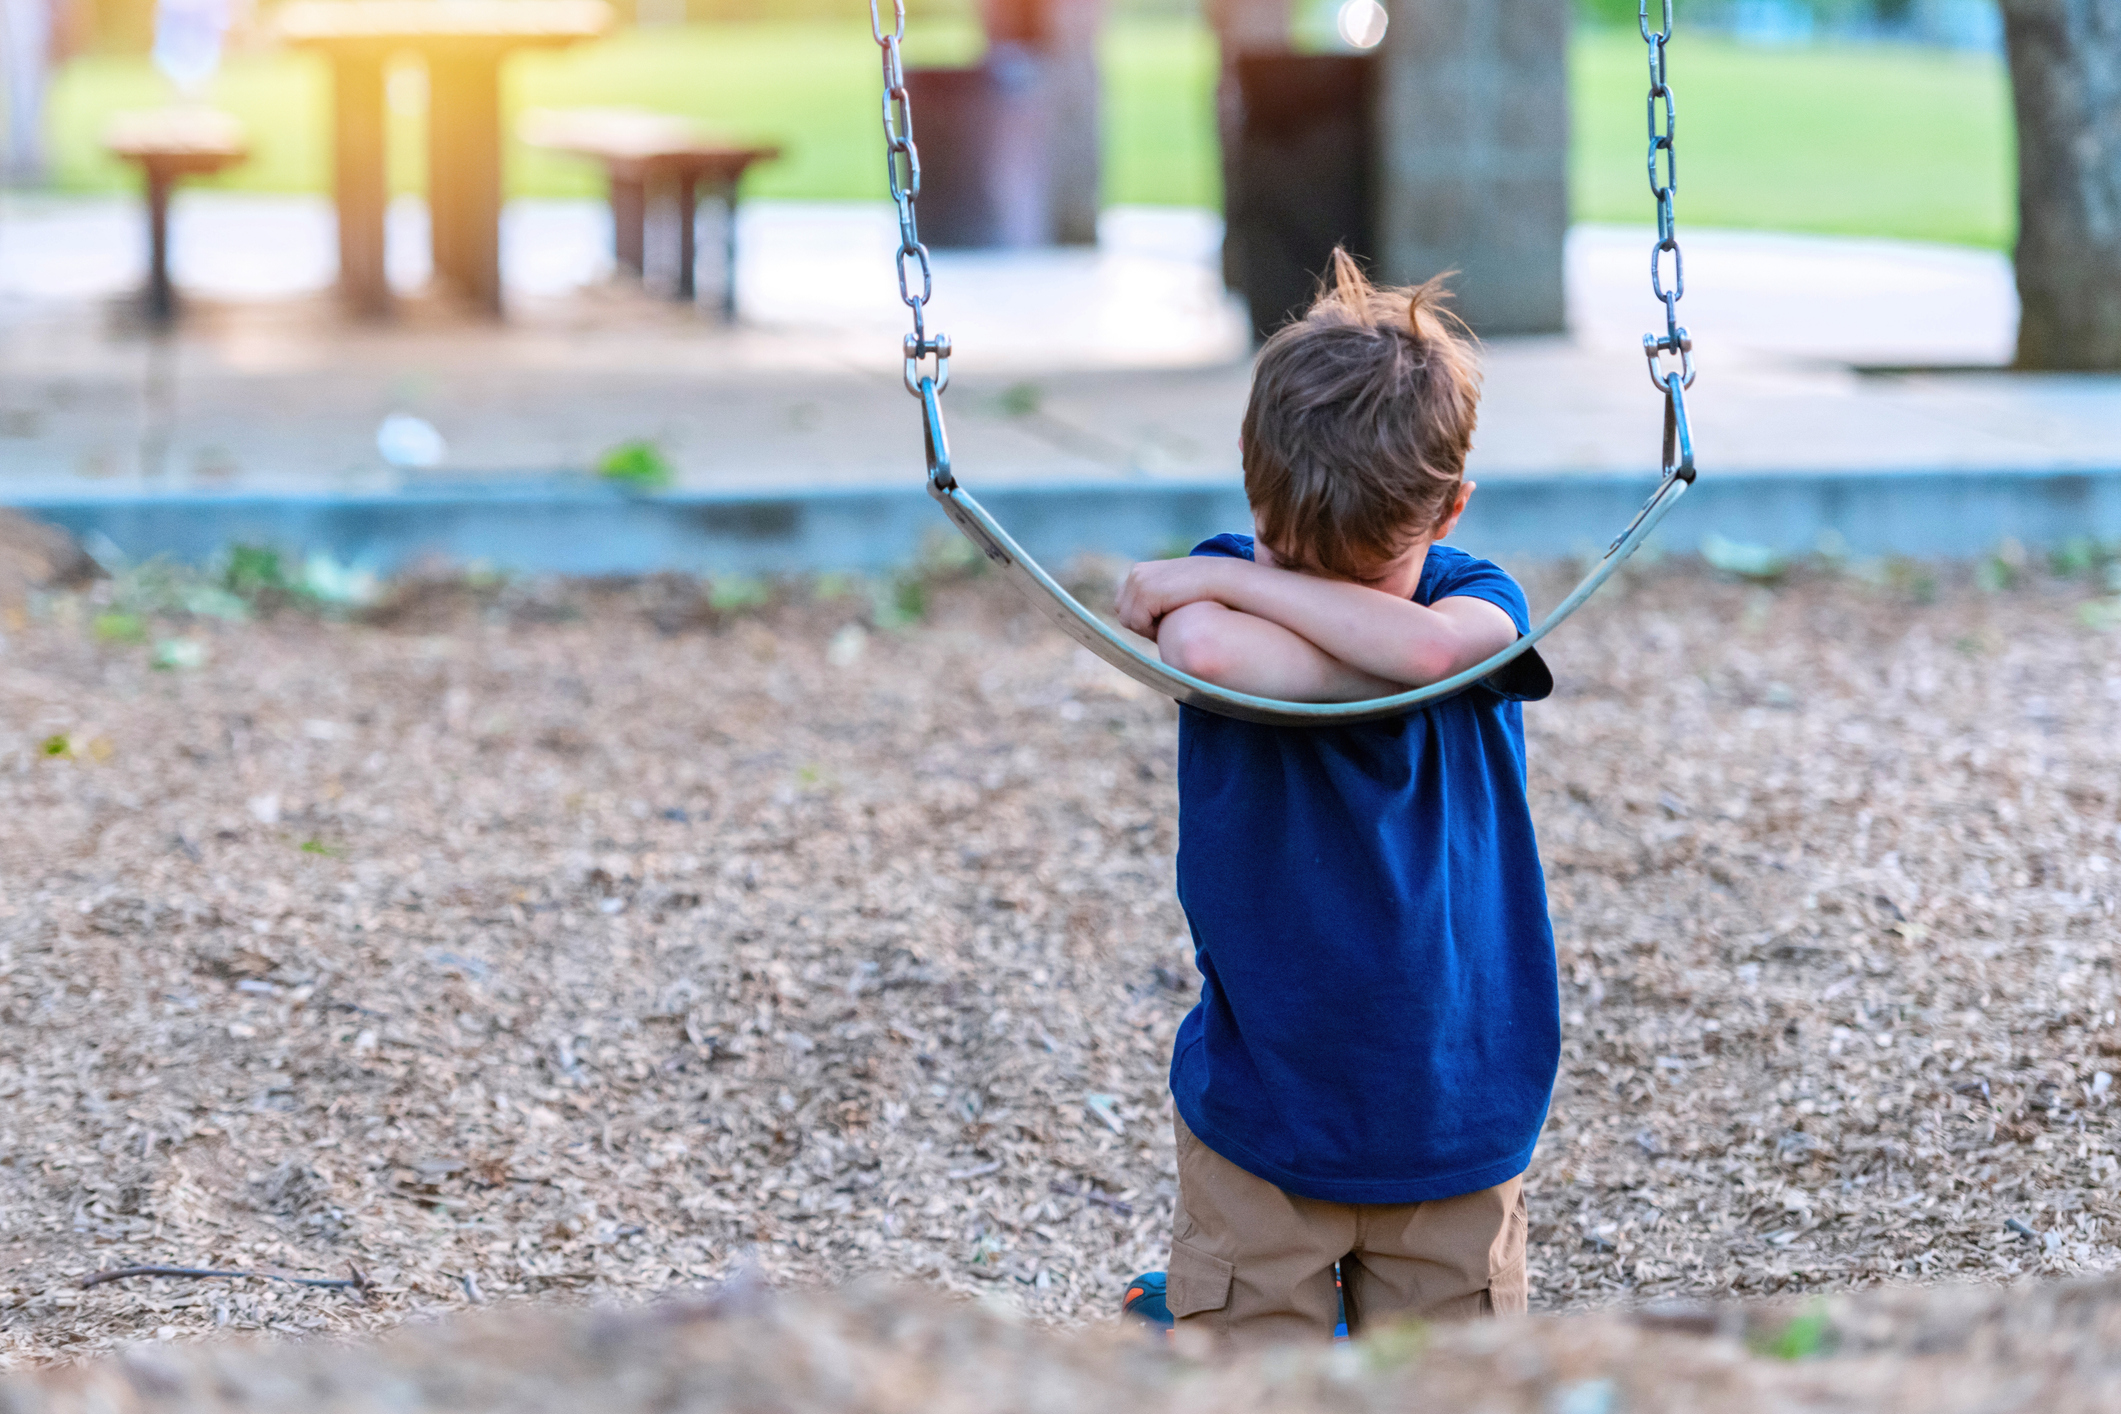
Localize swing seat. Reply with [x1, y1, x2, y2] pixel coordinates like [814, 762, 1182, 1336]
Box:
[916, 376, 1681, 727]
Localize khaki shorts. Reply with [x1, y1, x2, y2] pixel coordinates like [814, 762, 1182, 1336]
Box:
[1167, 1112, 1528, 1344]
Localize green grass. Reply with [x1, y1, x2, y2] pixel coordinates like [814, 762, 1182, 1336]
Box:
[1100, 18, 1220, 209]
[46, 21, 2009, 246]
[1571, 29, 2014, 247]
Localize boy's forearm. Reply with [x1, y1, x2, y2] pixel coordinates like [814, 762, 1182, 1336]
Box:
[1156, 602, 1402, 702]
[1199, 559, 1502, 686]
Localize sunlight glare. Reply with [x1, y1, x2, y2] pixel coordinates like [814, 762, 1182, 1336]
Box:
[1337, 0, 1388, 50]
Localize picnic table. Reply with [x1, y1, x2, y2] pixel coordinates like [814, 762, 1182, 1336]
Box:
[278, 0, 611, 316]
[520, 108, 779, 317]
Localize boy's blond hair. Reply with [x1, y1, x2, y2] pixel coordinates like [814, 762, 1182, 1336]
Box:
[1241, 250, 1482, 581]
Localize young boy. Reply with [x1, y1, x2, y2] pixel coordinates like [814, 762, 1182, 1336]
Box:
[1113, 253, 1556, 1344]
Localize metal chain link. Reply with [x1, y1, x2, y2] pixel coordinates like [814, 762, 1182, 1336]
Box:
[878, 0, 1684, 492]
[870, 0, 952, 451]
[1640, 0, 1696, 484]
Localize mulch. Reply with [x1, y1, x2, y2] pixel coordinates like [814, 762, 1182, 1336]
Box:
[0, 549, 2116, 1364]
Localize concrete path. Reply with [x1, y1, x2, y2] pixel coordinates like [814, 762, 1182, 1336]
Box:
[0, 194, 2070, 489]
[2, 193, 2117, 569]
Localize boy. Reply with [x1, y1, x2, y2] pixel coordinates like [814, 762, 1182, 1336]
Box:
[1113, 253, 1556, 1344]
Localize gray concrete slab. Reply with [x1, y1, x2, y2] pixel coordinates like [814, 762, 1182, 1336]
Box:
[1, 193, 2116, 570]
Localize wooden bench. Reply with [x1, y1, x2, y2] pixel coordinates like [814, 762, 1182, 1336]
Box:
[520, 108, 779, 318]
[103, 108, 250, 323]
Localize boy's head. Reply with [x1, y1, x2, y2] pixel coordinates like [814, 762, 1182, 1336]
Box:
[1241, 250, 1482, 582]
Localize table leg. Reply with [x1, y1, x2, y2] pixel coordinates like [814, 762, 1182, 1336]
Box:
[426, 50, 504, 314]
[331, 52, 389, 317]
[610, 169, 645, 278]
[675, 171, 697, 302]
[145, 164, 175, 324]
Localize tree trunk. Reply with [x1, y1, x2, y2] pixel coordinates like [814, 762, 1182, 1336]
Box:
[1205, 0, 1289, 290]
[2002, 0, 2121, 368]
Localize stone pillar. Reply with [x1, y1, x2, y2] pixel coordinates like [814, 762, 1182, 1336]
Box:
[1040, 0, 1102, 245]
[979, 0, 1102, 246]
[1373, 0, 1568, 335]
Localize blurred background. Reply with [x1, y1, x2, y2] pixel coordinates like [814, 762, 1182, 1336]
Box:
[5, 0, 2009, 244]
[1, 0, 2107, 578]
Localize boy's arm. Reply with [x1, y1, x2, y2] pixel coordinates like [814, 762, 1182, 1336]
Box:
[1119, 556, 1518, 687]
[1155, 601, 1406, 701]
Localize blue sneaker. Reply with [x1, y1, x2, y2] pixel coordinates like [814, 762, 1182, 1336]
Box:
[1121, 1271, 1173, 1331]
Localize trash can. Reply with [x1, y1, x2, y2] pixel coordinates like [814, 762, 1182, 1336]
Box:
[903, 48, 1054, 249]
[1226, 54, 1377, 341]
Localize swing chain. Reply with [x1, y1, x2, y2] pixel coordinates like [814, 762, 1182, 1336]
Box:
[1640, 0, 1693, 395]
[1639, 0, 1695, 484]
[872, 0, 951, 402]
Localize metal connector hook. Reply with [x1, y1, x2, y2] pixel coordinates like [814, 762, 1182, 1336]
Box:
[905, 332, 951, 399]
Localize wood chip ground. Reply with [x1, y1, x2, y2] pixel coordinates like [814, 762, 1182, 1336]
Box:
[0, 554, 2117, 1364]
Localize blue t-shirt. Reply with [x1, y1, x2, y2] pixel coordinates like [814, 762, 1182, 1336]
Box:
[1170, 535, 1558, 1204]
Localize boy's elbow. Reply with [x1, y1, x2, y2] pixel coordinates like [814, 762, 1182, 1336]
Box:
[1392, 628, 1513, 686]
[1393, 644, 1460, 687]
[1158, 605, 1235, 682]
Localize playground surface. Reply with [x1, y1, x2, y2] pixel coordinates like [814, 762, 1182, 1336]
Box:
[2, 555, 2118, 1361]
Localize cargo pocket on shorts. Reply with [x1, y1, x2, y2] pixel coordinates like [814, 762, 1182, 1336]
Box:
[1167, 1239, 1234, 1328]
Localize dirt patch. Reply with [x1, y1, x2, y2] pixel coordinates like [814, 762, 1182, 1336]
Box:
[0, 556, 2117, 1364]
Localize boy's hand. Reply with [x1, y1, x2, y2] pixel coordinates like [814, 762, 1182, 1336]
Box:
[1116, 557, 1227, 637]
